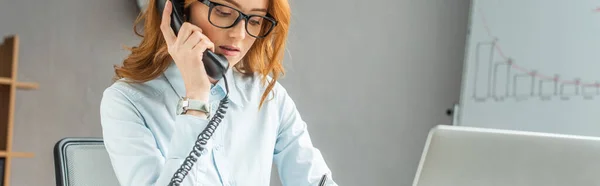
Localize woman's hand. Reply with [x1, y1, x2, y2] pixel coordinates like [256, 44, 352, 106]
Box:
[160, 0, 213, 103]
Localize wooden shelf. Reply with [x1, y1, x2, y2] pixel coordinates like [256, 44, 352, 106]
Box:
[0, 77, 9, 85]
[0, 34, 39, 186]
[0, 151, 34, 158]
[0, 84, 9, 152]
[15, 82, 38, 90]
[0, 77, 39, 90]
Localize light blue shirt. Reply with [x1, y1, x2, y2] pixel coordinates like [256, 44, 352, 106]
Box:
[100, 62, 337, 186]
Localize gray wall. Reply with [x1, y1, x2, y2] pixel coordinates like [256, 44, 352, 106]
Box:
[0, 0, 470, 185]
[0, 0, 140, 185]
[272, 0, 470, 185]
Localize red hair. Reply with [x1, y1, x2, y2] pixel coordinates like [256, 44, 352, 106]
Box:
[114, 0, 290, 108]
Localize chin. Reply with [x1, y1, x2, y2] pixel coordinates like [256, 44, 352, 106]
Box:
[225, 57, 241, 66]
[214, 51, 239, 64]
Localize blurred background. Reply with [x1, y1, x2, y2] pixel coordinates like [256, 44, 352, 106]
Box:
[0, 0, 470, 185]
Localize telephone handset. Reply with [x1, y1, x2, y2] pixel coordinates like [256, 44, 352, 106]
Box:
[156, 0, 230, 185]
[157, 0, 229, 80]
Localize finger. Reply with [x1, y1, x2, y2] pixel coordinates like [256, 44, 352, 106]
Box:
[175, 22, 202, 48]
[192, 34, 215, 53]
[192, 39, 215, 59]
[182, 31, 202, 50]
[160, 0, 176, 46]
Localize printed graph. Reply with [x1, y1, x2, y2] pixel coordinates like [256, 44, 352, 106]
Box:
[471, 39, 600, 102]
[458, 0, 600, 138]
[469, 4, 600, 103]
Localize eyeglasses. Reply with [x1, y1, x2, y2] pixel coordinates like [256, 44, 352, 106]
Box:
[199, 0, 278, 38]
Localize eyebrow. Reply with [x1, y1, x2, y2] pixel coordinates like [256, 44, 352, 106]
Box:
[221, 0, 268, 13]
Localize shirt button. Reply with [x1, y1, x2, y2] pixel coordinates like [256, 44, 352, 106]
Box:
[214, 145, 222, 151]
[211, 89, 217, 95]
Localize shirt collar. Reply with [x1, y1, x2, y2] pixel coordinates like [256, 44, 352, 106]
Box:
[163, 61, 244, 107]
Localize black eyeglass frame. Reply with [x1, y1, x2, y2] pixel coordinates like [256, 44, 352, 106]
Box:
[199, 0, 278, 38]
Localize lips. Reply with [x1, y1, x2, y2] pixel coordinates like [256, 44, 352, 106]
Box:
[219, 45, 240, 56]
[220, 45, 240, 51]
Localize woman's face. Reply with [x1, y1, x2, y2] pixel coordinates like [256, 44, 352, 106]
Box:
[189, 0, 269, 66]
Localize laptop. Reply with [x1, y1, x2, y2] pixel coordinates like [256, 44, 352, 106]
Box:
[412, 125, 600, 186]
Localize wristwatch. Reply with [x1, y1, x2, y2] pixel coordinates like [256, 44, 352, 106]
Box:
[177, 97, 211, 116]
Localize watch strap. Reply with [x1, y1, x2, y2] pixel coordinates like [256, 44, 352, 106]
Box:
[187, 99, 211, 113]
[178, 97, 211, 115]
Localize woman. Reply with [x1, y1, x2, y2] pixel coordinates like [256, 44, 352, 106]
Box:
[100, 0, 337, 185]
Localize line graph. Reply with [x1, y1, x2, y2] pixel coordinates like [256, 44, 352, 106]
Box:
[458, 0, 600, 138]
[472, 39, 600, 102]
[470, 5, 600, 102]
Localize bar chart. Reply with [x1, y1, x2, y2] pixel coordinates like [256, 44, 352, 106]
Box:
[471, 39, 600, 102]
[458, 0, 600, 138]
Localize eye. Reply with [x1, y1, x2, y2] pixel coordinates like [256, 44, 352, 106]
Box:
[248, 17, 263, 25]
[215, 6, 233, 17]
[249, 20, 261, 25]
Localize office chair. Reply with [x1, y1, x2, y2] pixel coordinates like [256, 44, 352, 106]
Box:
[53, 137, 120, 186]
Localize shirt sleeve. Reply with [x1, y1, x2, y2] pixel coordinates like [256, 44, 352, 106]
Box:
[100, 86, 210, 186]
[272, 87, 338, 186]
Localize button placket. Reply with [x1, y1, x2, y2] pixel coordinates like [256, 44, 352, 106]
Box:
[209, 84, 231, 185]
[212, 146, 229, 186]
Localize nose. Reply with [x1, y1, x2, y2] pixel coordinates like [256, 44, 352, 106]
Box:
[228, 19, 247, 40]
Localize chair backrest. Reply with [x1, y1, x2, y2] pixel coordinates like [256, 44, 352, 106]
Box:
[53, 137, 120, 186]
